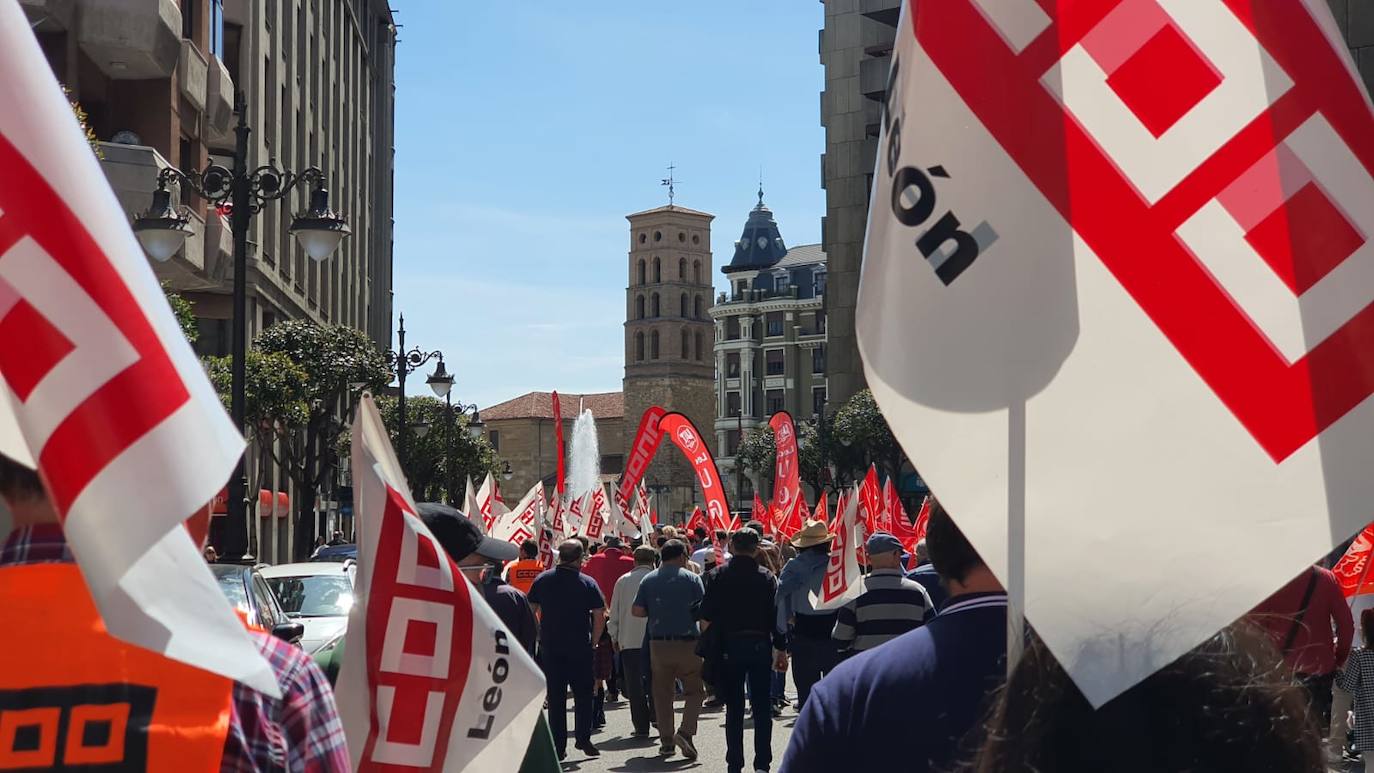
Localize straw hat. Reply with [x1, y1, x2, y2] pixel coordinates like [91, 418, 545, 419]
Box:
[790, 519, 835, 549]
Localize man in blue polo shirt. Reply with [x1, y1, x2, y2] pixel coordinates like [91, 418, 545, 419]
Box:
[633, 539, 706, 760]
[779, 504, 1007, 773]
[528, 539, 606, 761]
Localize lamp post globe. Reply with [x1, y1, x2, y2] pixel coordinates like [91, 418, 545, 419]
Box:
[427, 360, 455, 398]
[131, 187, 193, 262]
[290, 185, 351, 261]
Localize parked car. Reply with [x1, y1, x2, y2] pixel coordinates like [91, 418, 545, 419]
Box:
[311, 543, 357, 562]
[260, 562, 355, 655]
[210, 563, 304, 646]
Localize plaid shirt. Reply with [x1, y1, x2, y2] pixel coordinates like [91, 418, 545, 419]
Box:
[1, 525, 350, 772]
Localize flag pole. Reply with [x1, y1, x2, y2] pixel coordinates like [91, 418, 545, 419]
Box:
[1008, 401, 1027, 673]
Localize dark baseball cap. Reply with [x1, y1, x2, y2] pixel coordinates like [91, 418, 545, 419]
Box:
[416, 502, 519, 563]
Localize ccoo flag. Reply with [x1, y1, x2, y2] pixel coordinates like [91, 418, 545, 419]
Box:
[336, 394, 544, 771]
[0, 3, 274, 694]
[860, 0, 1374, 705]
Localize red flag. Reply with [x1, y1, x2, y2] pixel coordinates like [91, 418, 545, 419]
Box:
[911, 496, 933, 549]
[752, 495, 768, 526]
[885, 478, 917, 547]
[809, 492, 829, 533]
[769, 411, 803, 525]
[552, 391, 566, 495]
[685, 506, 708, 534]
[1334, 522, 1374, 598]
[659, 412, 732, 535]
[859, 465, 885, 534]
[730, 513, 742, 531]
[619, 406, 667, 506]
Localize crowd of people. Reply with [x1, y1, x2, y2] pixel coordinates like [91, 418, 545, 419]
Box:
[4, 441, 1372, 773]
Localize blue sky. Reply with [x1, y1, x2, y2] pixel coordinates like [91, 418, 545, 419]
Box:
[390, 2, 825, 409]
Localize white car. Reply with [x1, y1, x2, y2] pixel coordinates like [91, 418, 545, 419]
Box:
[260, 561, 355, 654]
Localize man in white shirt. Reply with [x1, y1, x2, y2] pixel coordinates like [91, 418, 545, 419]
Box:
[609, 545, 658, 737]
[690, 530, 730, 568]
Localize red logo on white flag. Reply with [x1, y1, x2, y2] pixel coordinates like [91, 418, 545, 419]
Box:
[919, 0, 1374, 461]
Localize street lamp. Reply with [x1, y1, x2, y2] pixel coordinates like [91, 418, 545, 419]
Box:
[502, 461, 514, 482]
[424, 358, 480, 503]
[388, 313, 444, 480]
[132, 96, 349, 557]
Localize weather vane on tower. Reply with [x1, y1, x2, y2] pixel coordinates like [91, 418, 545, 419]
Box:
[661, 163, 679, 206]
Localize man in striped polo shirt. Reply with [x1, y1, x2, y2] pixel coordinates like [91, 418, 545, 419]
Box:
[833, 532, 933, 656]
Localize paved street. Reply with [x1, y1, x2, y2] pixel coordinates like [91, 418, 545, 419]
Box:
[557, 680, 800, 772]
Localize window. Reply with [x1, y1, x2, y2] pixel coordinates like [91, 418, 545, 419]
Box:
[639, 233, 647, 244]
[679, 232, 686, 242]
[766, 312, 784, 337]
[210, 0, 224, 58]
[736, 280, 748, 296]
[812, 345, 826, 374]
[601, 455, 624, 475]
[654, 231, 662, 242]
[695, 331, 704, 361]
[637, 259, 646, 285]
[636, 332, 645, 361]
[814, 272, 827, 297]
[694, 260, 702, 282]
[766, 390, 785, 415]
[651, 331, 660, 359]
[680, 329, 689, 360]
[488, 430, 501, 452]
[766, 349, 785, 376]
[636, 295, 645, 319]
[694, 295, 703, 319]
[726, 391, 742, 416]
[813, 387, 827, 417]
[653, 257, 661, 282]
[651, 293, 660, 317]
[679, 258, 686, 279]
[776, 274, 790, 294]
[680, 293, 689, 317]
[726, 352, 740, 378]
[816, 310, 827, 334]
[727, 429, 741, 455]
[183, 0, 198, 39]
[726, 317, 740, 341]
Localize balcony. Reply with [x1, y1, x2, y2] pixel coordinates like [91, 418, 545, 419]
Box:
[860, 0, 901, 26]
[78, 0, 181, 79]
[98, 141, 225, 290]
[19, 0, 75, 31]
[860, 54, 893, 102]
[178, 39, 208, 115]
[205, 56, 235, 145]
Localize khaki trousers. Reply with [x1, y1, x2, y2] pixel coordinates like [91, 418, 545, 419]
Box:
[649, 640, 704, 744]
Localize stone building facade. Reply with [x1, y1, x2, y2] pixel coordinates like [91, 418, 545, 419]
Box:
[623, 204, 717, 523]
[818, 0, 897, 408]
[710, 191, 827, 505]
[479, 392, 624, 501]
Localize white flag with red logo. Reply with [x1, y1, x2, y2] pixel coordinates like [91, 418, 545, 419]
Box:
[490, 481, 545, 546]
[475, 473, 508, 532]
[0, 5, 275, 693]
[463, 476, 483, 534]
[336, 394, 544, 771]
[860, 0, 1374, 705]
[810, 485, 862, 611]
[581, 486, 610, 542]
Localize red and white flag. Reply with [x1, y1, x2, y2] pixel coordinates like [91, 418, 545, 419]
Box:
[810, 485, 862, 611]
[582, 486, 610, 542]
[607, 489, 640, 542]
[0, 5, 273, 693]
[858, 465, 888, 534]
[860, 0, 1374, 704]
[1334, 523, 1374, 617]
[336, 394, 544, 771]
[491, 482, 545, 546]
[769, 411, 803, 525]
[564, 490, 586, 537]
[463, 476, 483, 533]
[636, 480, 655, 526]
[910, 496, 933, 549]
[685, 506, 708, 535]
[476, 473, 507, 532]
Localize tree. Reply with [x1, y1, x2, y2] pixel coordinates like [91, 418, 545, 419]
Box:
[832, 388, 906, 482]
[338, 395, 500, 503]
[162, 283, 198, 345]
[209, 319, 390, 557]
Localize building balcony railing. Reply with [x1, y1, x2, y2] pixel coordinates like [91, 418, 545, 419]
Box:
[205, 55, 235, 145]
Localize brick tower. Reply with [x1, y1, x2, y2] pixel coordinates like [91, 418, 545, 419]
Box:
[623, 203, 717, 523]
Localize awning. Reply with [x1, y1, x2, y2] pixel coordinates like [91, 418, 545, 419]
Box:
[210, 488, 290, 517]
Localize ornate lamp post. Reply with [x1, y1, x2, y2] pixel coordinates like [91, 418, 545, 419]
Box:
[132, 97, 349, 557]
[389, 313, 445, 480]
[424, 359, 483, 503]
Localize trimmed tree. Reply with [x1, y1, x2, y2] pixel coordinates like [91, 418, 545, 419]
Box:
[831, 388, 906, 483]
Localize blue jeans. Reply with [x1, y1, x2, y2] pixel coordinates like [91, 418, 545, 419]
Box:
[720, 637, 774, 773]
